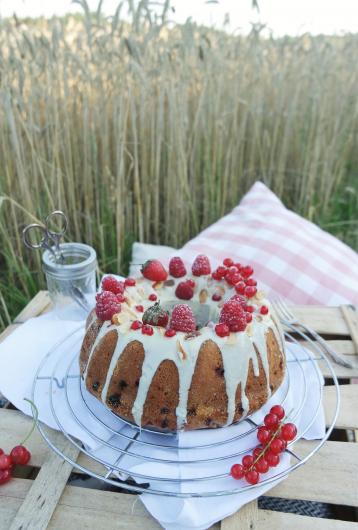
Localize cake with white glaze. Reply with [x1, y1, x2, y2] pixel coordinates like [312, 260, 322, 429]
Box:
[79, 255, 285, 431]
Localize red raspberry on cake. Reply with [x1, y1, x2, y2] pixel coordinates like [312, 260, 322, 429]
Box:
[101, 276, 124, 295]
[142, 302, 169, 328]
[219, 299, 247, 332]
[169, 257, 187, 278]
[95, 291, 121, 321]
[175, 280, 194, 300]
[141, 259, 168, 282]
[169, 304, 196, 333]
[192, 254, 211, 276]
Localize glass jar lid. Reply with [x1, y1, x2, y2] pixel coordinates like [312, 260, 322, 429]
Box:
[42, 242, 97, 280]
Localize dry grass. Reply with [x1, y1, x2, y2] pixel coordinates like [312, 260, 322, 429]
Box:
[0, 2, 357, 328]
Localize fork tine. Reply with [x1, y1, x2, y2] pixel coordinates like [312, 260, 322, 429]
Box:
[277, 296, 295, 320]
[270, 297, 285, 320]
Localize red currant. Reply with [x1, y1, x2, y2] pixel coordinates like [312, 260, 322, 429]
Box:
[235, 281, 246, 295]
[226, 272, 241, 286]
[212, 293, 222, 302]
[240, 265, 254, 278]
[0, 449, 3, 456]
[257, 426, 271, 445]
[142, 324, 154, 336]
[230, 463, 244, 479]
[270, 405, 285, 420]
[149, 293, 157, 301]
[216, 266, 228, 278]
[255, 458, 269, 473]
[165, 329, 176, 337]
[264, 413, 279, 429]
[135, 305, 144, 313]
[253, 446, 264, 459]
[245, 278, 257, 286]
[187, 279, 195, 288]
[0, 469, 11, 485]
[270, 438, 285, 455]
[245, 469, 259, 484]
[281, 423, 297, 441]
[246, 313, 253, 323]
[242, 455, 254, 469]
[260, 305, 269, 315]
[245, 305, 255, 313]
[0, 454, 12, 471]
[125, 278, 136, 287]
[116, 294, 126, 303]
[223, 258, 234, 267]
[211, 271, 221, 280]
[10, 446, 31, 465]
[265, 451, 280, 467]
[245, 286, 257, 298]
[131, 320, 142, 330]
[215, 323, 230, 338]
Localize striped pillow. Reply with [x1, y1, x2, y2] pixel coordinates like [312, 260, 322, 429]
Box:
[178, 182, 358, 305]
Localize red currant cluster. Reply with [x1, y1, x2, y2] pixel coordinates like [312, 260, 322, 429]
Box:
[212, 258, 257, 299]
[230, 405, 297, 485]
[0, 445, 31, 485]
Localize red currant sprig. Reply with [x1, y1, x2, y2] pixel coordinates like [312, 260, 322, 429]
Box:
[230, 405, 297, 485]
[0, 398, 38, 486]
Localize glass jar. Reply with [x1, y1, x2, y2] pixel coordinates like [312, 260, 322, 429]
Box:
[42, 243, 97, 320]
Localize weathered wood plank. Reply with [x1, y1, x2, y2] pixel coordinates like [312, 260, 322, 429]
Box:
[221, 500, 258, 529]
[324, 385, 358, 430]
[269, 440, 358, 507]
[0, 324, 21, 344]
[341, 306, 358, 350]
[9, 441, 79, 530]
[13, 291, 52, 323]
[292, 306, 350, 335]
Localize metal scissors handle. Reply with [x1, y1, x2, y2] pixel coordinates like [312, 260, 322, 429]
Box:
[22, 210, 68, 261]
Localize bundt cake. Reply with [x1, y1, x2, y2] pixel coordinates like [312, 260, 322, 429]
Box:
[79, 255, 285, 431]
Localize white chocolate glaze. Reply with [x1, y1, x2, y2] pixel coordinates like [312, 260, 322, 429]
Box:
[82, 274, 285, 430]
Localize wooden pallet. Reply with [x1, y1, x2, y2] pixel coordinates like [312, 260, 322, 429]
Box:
[0, 292, 357, 530]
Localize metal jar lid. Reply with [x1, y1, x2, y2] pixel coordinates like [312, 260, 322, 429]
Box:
[42, 242, 97, 280]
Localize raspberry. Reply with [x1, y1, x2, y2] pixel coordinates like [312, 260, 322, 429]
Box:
[170, 304, 196, 333]
[142, 302, 169, 328]
[95, 291, 121, 321]
[141, 260, 168, 281]
[215, 323, 230, 337]
[102, 276, 124, 295]
[192, 254, 211, 276]
[125, 278, 136, 287]
[175, 280, 194, 300]
[219, 300, 247, 332]
[169, 257, 187, 278]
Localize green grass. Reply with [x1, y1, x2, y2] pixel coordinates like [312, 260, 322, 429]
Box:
[0, 2, 357, 329]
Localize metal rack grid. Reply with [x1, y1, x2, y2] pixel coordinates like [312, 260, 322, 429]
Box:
[31, 325, 340, 497]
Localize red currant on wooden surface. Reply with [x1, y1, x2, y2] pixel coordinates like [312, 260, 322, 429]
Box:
[10, 446, 31, 465]
[0, 454, 12, 471]
[0, 470, 11, 485]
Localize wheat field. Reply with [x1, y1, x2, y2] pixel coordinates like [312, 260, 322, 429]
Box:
[0, 1, 357, 328]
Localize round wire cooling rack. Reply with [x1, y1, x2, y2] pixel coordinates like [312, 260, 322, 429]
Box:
[31, 325, 340, 498]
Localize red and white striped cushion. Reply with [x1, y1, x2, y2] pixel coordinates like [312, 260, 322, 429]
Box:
[178, 182, 358, 305]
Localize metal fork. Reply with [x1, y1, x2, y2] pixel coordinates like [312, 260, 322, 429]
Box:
[271, 297, 353, 369]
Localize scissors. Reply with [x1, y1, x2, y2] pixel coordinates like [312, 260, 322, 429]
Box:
[22, 210, 68, 262]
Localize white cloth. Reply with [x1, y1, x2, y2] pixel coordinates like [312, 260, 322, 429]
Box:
[0, 310, 325, 530]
